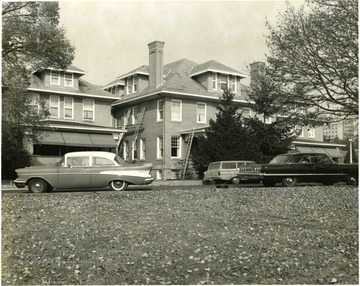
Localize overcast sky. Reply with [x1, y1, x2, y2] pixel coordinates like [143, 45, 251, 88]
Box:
[59, 0, 304, 86]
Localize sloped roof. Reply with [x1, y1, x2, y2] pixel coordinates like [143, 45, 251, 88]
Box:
[117, 65, 149, 80]
[29, 72, 117, 99]
[189, 60, 247, 78]
[103, 78, 125, 89]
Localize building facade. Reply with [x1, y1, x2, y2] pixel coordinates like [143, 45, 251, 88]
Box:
[27, 65, 124, 165]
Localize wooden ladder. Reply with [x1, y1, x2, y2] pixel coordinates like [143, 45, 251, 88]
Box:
[182, 127, 195, 180]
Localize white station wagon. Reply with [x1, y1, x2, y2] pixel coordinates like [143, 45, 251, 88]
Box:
[14, 151, 154, 193]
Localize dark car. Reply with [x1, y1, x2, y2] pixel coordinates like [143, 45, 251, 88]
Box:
[260, 152, 358, 187]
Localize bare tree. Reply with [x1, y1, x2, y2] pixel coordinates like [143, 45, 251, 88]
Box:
[265, 0, 358, 123]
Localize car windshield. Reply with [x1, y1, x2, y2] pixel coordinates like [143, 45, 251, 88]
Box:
[269, 155, 292, 164]
[57, 157, 65, 166]
[114, 155, 125, 165]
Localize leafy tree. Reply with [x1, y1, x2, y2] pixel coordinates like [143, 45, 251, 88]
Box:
[265, 0, 358, 123]
[191, 88, 260, 178]
[2, 2, 75, 179]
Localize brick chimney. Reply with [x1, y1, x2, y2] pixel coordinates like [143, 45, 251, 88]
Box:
[148, 41, 165, 88]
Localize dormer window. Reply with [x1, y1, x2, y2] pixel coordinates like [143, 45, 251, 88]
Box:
[126, 75, 138, 94]
[64, 73, 73, 87]
[220, 74, 228, 90]
[212, 73, 237, 93]
[212, 73, 217, 90]
[50, 70, 60, 85]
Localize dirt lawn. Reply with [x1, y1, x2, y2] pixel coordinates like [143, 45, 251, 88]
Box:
[2, 185, 358, 285]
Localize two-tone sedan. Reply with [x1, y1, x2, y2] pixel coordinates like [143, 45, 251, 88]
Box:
[261, 152, 358, 187]
[14, 151, 154, 193]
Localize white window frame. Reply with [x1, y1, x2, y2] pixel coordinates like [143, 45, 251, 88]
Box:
[49, 95, 60, 118]
[220, 74, 228, 90]
[64, 72, 74, 87]
[242, 108, 252, 118]
[140, 138, 146, 160]
[132, 139, 138, 160]
[230, 75, 237, 92]
[83, 99, 95, 121]
[64, 97, 74, 119]
[308, 128, 315, 138]
[157, 100, 164, 122]
[133, 75, 138, 93]
[123, 141, 129, 160]
[171, 136, 181, 159]
[124, 108, 131, 126]
[171, 99, 182, 122]
[265, 117, 272, 124]
[196, 102, 206, 123]
[212, 72, 217, 90]
[131, 106, 138, 125]
[50, 70, 60, 85]
[157, 137, 163, 159]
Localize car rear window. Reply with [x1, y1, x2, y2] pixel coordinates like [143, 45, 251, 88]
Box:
[269, 155, 292, 164]
[222, 162, 237, 169]
[92, 157, 115, 166]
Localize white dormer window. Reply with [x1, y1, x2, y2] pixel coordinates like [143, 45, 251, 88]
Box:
[50, 71, 60, 85]
[308, 128, 315, 138]
[229, 75, 236, 92]
[220, 74, 228, 90]
[126, 76, 138, 94]
[64, 73, 73, 87]
[212, 73, 217, 90]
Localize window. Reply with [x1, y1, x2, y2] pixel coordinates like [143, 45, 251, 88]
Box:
[50, 95, 60, 118]
[196, 102, 206, 123]
[29, 94, 40, 114]
[229, 75, 236, 92]
[64, 73, 73, 87]
[50, 70, 60, 85]
[242, 108, 251, 118]
[265, 117, 272, 124]
[124, 108, 131, 126]
[133, 75, 138, 93]
[140, 139, 146, 160]
[123, 141, 129, 160]
[212, 73, 217, 90]
[92, 157, 115, 166]
[171, 100, 182, 122]
[132, 139, 138, 160]
[220, 74, 228, 90]
[157, 137, 163, 159]
[171, 136, 181, 158]
[157, 100, 163, 121]
[126, 76, 138, 94]
[308, 128, 315, 138]
[83, 99, 94, 120]
[68, 156, 89, 167]
[64, 97, 74, 119]
[131, 106, 138, 125]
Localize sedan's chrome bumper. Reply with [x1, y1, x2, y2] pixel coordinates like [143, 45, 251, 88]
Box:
[144, 177, 154, 185]
[14, 179, 26, 188]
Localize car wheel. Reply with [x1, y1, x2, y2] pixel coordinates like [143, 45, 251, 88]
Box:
[28, 179, 48, 193]
[231, 177, 240, 184]
[262, 180, 276, 187]
[110, 180, 128, 191]
[282, 177, 297, 187]
[346, 173, 358, 186]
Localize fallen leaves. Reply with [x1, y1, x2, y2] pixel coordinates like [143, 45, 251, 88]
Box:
[1, 185, 358, 284]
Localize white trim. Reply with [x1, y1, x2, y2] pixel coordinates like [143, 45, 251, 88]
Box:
[83, 99, 95, 121]
[196, 102, 207, 123]
[157, 99, 164, 122]
[64, 72, 74, 87]
[190, 68, 247, 78]
[171, 99, 182, 122]
[292, 140, 346, 148]
[171, 136, 181, 159]
[117, 71, 149, 80]
[64, 97, 74, 119]
[28, 87, 119, 100]
[157, 136, 163, 159]
[111, 90, 252, 107]
[140, 138, 146, 160]
[50, 70, 60, 86]
[49, 95, 60, 118]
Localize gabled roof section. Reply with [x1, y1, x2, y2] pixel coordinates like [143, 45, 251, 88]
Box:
[117, 65, 149, 80]
[163, 58, 198, 76]
[103, 78, 125, 89]
[189, 60, 247, 78]
[78, 78, 116, 97]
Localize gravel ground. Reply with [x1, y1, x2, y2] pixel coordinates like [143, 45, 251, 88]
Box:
[2, 184, 358, 285]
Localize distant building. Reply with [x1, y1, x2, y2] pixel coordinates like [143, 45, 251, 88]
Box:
[323, 117, 358, 141]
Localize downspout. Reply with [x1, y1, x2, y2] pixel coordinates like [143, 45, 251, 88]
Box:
[162, 94, 166, 179]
